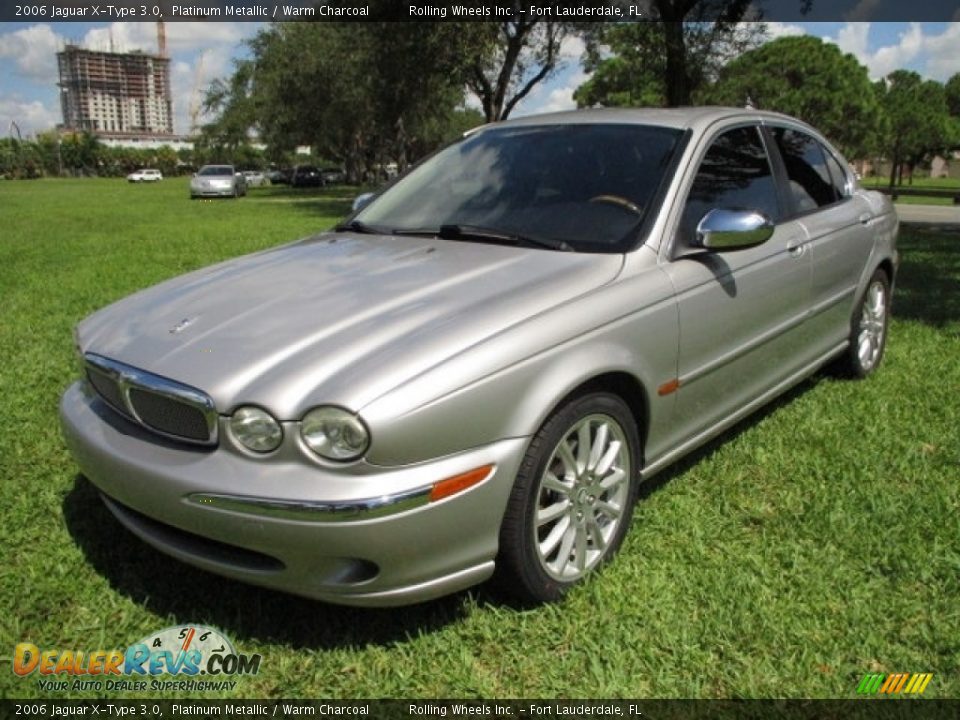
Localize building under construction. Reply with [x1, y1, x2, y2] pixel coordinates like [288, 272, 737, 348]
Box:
[57, 44, 174, 139]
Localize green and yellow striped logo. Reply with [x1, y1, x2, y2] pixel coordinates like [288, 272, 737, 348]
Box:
[857, 672, 933, 695]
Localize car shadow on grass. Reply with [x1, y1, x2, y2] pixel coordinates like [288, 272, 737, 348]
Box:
[893, 224, 960, 328]
[633, 376, 820, 505]
[61, 475, 474, 650]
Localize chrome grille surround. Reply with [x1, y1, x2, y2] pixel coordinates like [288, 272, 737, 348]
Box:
[84, 353, 218, 446]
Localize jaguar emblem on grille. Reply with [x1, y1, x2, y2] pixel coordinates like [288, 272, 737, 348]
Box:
[169, 316, 198, 334]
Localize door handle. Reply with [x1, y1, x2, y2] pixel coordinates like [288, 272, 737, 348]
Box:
[786, 237, 806, 257]
[859, 213, 872, 225]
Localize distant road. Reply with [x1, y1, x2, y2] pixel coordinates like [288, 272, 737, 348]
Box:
[895, 204, 960, 225]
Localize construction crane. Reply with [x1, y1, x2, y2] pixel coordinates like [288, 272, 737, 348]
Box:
[188, 50, 208, 134]
[156, 21, 166, 57]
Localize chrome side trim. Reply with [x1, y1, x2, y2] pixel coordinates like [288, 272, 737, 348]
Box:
[679, 285, 853, 388]
[187, 486, 432, 523]
[84, 353, 218, 446]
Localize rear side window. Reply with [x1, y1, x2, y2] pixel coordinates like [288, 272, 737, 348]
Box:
[822, 149, 850, 201]
[678, 125, 780, 246]
[773, 128, 838, 212]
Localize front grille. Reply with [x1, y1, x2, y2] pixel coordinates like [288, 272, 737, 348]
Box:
[87, 368, 125, 415]
[84, 353, 218, 446]
[129, 387, 211, 441]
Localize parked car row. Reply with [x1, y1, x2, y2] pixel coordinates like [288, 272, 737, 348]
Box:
[125, 166, 346, 187]
[266, 166, 345, 186]
[126, 164, 345, 199]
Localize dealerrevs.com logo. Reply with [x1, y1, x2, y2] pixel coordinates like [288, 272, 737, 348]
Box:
[13, 625, 261, 693]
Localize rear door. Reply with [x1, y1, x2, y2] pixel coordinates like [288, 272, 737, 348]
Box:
[767, 125, 876, 356]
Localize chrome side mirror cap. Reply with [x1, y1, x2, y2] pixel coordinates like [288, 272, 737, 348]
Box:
[351, 192, 375, 212]
[696, 209, 774, 251]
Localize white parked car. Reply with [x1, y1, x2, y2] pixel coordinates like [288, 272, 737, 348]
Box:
[242, 171, 268, 187]
[127, 169, 163, 183]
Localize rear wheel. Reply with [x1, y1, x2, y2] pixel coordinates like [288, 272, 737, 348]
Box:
[835, 269, 890, 378]
[496, 392, 640, 603]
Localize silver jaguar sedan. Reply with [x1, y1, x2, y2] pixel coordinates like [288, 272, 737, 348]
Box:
[190, 164, 247, 199]
[61, 108, 898, 606]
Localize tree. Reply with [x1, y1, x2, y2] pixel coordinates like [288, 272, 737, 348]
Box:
[945, 73, 960, 151]
[701, 35, 884, 158]
[878, 70, 953, 190]
[575, 2, 764, 108]
[202, 60, 258, 154]
[945, 72, 960, 117]
[219, 22, 476, 182]
[58, 132, 102, 176]
[463, 18, 577, 122]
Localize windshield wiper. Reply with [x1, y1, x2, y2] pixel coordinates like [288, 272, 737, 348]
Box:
[393, 224, 573, 252]
[334, 219, 390, 235]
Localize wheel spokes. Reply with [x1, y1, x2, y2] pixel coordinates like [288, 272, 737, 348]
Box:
[539, 515, 570, 557]
[533, 413, 632, 582]
[537, 500, 569, 527]
[857, 280, 887, 370]
[586, 422, 608, 471]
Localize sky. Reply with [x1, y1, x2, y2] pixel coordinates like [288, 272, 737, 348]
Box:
[1, 20, 959, 139]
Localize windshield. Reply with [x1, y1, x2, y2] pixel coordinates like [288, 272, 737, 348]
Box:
[355, 124, 682, 252]
[198, 166, 234, 176]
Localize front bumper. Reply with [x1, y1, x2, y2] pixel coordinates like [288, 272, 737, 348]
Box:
[60, 381, 526, 606]
[190, 184, 235, 197]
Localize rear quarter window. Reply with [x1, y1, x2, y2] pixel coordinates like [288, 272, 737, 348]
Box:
[772, 127, 839, 212]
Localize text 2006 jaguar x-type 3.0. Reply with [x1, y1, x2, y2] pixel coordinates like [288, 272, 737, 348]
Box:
[61, 108, 898, 606]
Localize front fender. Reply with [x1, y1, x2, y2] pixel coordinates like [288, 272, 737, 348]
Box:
[361, 267, 680, 467]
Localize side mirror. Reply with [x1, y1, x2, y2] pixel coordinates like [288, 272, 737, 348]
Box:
[696, 209, 774, 251]
[351, 192, 375, 212]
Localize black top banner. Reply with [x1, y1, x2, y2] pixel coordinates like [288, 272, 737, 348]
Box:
[3, 0, 959, 23]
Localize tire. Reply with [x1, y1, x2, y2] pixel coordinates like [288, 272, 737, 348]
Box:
[834, 268, 890, 378]
[495, 392, 640, 604]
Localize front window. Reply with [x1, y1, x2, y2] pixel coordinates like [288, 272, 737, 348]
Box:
[355, 124, 683, 253]
[678, 125, 780, 247]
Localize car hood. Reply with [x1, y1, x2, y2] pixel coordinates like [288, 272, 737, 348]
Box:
[77, 233, 623, 418]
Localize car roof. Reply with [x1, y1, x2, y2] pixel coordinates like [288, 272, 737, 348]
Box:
[485, 106, 810, 135]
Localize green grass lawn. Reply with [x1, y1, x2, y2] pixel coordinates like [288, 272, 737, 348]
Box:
[861, 176, 960, 206]
[861, 176, 960, 188]
[894, 195, 958, 207]
[1, 179, 958, 699]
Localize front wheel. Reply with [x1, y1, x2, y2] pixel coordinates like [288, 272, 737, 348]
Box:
[835, 269, 890, 378]
[495, 392, 640, 604]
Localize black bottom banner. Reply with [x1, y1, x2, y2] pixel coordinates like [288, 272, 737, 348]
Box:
[3, 700, 960, 720]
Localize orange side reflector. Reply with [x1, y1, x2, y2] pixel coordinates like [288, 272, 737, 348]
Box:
[430, 464, 495, 503]
[658, 378, 680, 396]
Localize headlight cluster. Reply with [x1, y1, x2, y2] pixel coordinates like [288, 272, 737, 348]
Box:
[301, 406, 370, 460]
[227, 405, 369, 461]
[229, 406, 283, 453]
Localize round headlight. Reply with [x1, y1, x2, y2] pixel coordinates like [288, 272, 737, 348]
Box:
[300, 407, 369, 461]
[229, 406, 283, 453]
